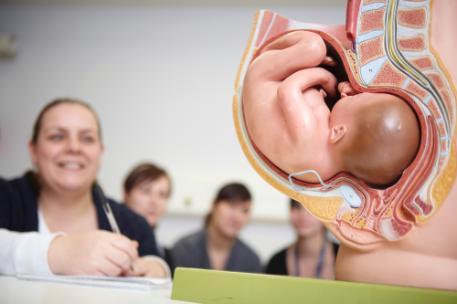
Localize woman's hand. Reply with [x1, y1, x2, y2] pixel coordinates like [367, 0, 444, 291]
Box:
[125, 256, 170, 278]
[48, 231, 138, 276]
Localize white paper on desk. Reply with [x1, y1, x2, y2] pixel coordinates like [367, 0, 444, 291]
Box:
[16, 273, 171, 291]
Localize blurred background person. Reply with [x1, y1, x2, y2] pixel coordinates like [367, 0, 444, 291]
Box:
[123, 162, 174, 270]
[265, 199, 337, 279]
[172, 182, 261, 273]
[0, 98, 169, 277]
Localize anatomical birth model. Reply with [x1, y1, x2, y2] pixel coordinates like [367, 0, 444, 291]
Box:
[234, 0, 457, 290]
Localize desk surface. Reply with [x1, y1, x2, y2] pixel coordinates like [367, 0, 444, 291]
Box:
[0, 276, 193, 304]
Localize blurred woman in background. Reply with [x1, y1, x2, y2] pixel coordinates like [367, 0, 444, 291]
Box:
[265, 199, 337, 279]
[123, 162, 174, 270]
[171, 182, 261, 273]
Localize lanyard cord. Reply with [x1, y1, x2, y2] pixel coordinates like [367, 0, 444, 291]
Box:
[293, 240, 326, 278]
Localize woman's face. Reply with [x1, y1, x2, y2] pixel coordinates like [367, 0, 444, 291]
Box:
[211, 200, 251, 239]
[124, 176, 170, 227]
[29, 103, 103, 194]
[290, 205, 323, 238]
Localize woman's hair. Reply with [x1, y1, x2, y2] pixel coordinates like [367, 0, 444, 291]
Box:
[123, 162, 171, 197]
[204, 182, 252, 227]
[289, 198, 303, 209]
[31, 98, 102, 144]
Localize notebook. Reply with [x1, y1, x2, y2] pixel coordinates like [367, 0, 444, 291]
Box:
[17, 273, 171, 291]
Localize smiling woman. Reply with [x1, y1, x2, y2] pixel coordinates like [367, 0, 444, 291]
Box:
[0, 98, 170, 278]
[29, 99, 104, 198]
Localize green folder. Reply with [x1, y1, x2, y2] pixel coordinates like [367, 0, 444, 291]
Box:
[171, 267, 457, 304]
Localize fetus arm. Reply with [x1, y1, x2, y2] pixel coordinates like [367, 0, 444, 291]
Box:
[277, 67, 337, 140]
[249, 31, 328, 82]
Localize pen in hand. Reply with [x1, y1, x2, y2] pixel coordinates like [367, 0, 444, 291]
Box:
[94, 183, 135, 272]
[95, 183, 121, 233]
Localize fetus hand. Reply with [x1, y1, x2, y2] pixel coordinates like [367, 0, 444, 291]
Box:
[338, 81, 358, 97]
[321, 56, 337, 67]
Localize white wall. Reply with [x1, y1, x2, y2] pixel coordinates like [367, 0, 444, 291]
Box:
[0, 2, 345, 263]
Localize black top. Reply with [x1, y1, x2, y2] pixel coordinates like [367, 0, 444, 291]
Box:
[265, 248, 288, 275]
[0, 172, 159, 257]
[152, 235, 175, 273]
[265, 242, 339, 276]
[171, 229, 262, 273]
[163, 247, 175, 275]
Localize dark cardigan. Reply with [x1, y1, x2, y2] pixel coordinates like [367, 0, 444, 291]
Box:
[0, 171, 159, 257]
